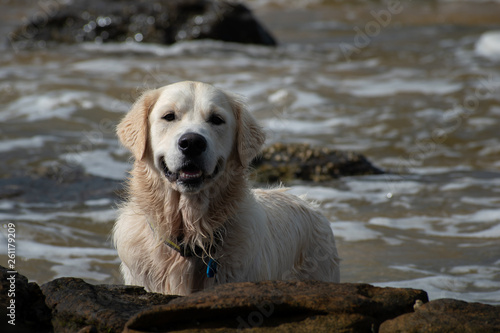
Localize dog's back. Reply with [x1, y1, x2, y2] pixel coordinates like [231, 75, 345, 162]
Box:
[251, 188, 340, 282]
[206, 188, 340, 285]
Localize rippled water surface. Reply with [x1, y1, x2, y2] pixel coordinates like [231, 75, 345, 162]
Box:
[1, 0, 500, 304]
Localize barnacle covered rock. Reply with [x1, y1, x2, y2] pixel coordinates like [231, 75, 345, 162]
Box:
[251, 143, 384, 183]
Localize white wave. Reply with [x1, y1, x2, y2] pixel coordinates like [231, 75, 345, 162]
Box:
[463, 223, 500, 238]
[13, 239, 118, 281]
[288, 185, 360, 202]
[289, 178, 425, 209]
[374, 276, 500, 304]
[406, 165, 472, 175]
[264, 116, 357, 135]
[0, 207, 116, 224]
[331, 221, 382, 242]
[245, 0, 323, 8]
[77, 209, 117, 224]
[374, 264, 500, 304]
[85, 198, 114, 206]
[62, 149, 129, 180]
[369, 208, 500, 239]
[475, 31, 500, 60]
[462, 209, 500, 223]
[440, 181, 471, 191]
[0, 201, 15, 210]
[347, 178, 424, 196]
[268, 88, 330, 111]
[337, 69, 462, 97]
[16, 239, 116, 260]
[80, 40, 195, 57]
[1, 90, 127, 121]
[292, 90, 329, 109]
[369, 216, 440, 231]
[2, 92, 78, 121]
[341, 78, 461, 97]
[461, 196, 500, 207]
[71, 58, 135, 75]
[289, 183, 392, 207]
[0, 135, 52, 152]
[80, 39, 275, 59]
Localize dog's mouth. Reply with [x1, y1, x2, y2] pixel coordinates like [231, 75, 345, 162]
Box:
[160, 157, 222, 190]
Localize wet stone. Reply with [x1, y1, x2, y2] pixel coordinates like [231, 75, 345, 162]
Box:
[124, 281, 428, 332]
[9, 0, 277, 47]
[251, 143, 384, 183]
[0, 266, 52, 333]
[379, 298, 500, 333]
[41, 277, 178, 333]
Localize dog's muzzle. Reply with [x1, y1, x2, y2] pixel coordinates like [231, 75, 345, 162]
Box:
[159, 132, 223, 191]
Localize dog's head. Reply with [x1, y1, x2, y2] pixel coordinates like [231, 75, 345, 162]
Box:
[117, 81, 265, 193]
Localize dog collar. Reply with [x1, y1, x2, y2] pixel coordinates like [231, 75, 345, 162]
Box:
[163, 235, 205, 258]
[146, 218, 219, 278]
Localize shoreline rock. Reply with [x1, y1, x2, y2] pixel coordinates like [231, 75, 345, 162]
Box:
[379, 298, 500, 333]
[251, 143, 384, 183]
[9, 0, 277, 47]
[124, 280, 427, 333]
[2, 266, 499, 333]
[0, 266, 52, 333]
[41, 277, 177, 333]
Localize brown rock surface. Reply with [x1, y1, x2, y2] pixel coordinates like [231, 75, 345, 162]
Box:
[124, 280, 428, 332]
[41, 277, 177, 333]
[251, 143, 384, 183]
[379, 298, 500, 333]
[0, 266, 52, 333]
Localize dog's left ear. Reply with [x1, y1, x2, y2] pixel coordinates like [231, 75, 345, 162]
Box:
[228, 93, 266, 167]
[117, 89, 160, 161]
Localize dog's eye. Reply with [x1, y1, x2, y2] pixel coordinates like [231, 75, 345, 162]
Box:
[208, 114, 225, 126]
[162, 112, 176, 122]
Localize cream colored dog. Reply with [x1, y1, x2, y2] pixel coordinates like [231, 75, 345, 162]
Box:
[113, 81, 340, 295]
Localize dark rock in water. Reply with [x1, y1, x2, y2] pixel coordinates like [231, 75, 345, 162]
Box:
[0, 164, 122, 204]
[251, 143, 384, 183]
[124, 281, 428, 332]
[41, 277, 178, 333]
[379, 298, 500, 333]
[0, 184, 23, 200]
[0, 266, 52, 333]
[9, 0, 277, 46]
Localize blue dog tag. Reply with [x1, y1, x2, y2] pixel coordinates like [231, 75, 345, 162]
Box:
[207, 258, 217, 278]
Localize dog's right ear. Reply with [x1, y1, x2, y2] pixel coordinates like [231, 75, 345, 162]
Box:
[117, 89, 160, 161]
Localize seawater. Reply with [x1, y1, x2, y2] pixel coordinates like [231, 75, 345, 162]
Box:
[0, 0, 499, 304]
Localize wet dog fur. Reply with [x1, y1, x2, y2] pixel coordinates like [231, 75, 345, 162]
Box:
[113, 81, 340, 295]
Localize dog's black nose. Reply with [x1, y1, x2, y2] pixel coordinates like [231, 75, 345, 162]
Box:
[178, 132, 207, 157]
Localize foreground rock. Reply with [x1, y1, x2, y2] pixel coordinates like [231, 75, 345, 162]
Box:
[9, 0, 276, 46]
[124, 280, 427, 332]
[41, 278, 177, 333]
[251, 143, 384, 183]
[1, 266, 499, 332]
[379, 298, 500, 333]
[0, 266, 52, 333]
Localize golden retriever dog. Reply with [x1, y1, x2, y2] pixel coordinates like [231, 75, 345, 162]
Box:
[113, 81, 340, 295]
